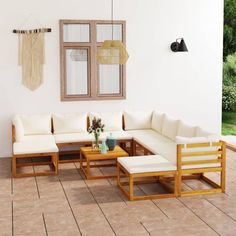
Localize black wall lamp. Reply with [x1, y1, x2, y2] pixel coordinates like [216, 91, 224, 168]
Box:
[170, 38, 188, 52]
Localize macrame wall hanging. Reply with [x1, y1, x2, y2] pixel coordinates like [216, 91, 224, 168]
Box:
[13, 27, 51, 91]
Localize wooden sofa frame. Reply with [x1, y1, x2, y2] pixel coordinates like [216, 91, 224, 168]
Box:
[117, 162, 178, 201]
[11, 115, 133, 176]
[11, 125, 58, 178]
[132, 140, 226, 197]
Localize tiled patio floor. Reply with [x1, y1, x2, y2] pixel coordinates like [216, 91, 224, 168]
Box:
[0, 149, 236, 236]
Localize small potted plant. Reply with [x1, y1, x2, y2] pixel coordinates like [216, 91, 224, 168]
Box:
[88, 117, 105, 150]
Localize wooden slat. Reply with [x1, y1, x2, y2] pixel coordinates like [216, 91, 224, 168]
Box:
[181, 188, 222, 197]
[182, 167, 222, 174]
[132, 193, 176, 201]
[132, 170, 177, 178]
[181, 159, 222, 166]
[180, 142, 222, 149]
[181, 150, 222, 157]
[201, 175, 221, 189]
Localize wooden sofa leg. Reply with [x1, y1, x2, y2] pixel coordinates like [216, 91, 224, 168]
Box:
[174, 172, 178, 197]
[53, 153, 59, 175]
[177, 171, 182, 196]
[129, 175, 134, 201]
[12, 156, 17, 177]
[221, 169, 226, 193]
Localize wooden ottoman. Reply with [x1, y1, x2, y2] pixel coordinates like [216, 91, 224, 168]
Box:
[117, 155, 178, 201]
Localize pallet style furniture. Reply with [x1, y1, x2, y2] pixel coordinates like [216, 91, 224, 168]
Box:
[176, 140, 226, 196]
[80, 146, 129, 180]
[123, 111, 226, 197]
[117, 155, 178, 200]
[12, 117, 59, 178]
[12, 109, 226, 197]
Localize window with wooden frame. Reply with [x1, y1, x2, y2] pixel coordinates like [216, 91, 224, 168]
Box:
[60, 20, 126, 101]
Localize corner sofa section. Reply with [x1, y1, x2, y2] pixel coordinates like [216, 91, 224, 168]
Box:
[11, 110, 226, 197]
[123, 111, 226, 196]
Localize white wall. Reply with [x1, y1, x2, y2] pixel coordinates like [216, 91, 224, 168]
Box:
[0, 0, 223, 157]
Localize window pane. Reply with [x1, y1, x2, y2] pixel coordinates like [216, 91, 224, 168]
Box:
[66, 49, 88, 95]
[99, 65, 120, 94]
[64, 24, 90, 42]
[97, 24, 122, 42]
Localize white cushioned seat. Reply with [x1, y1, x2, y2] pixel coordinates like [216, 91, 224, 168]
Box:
[161, 114, 179, 141]
[128, 129, 177, 164]
[52, 113, 87, 134]
[12, 116, 25, 142]
[17, 114, 52, 135]
[13, 135, 58, 155]
[151, 111, 164, 133]
[54, 132, 94, 144]
[89, 112, 123, 131]
[54, 131, 133, 144]
[118, 155, 176, 174]
[100, 131, 133, 140]
[124, 111, 152, 130]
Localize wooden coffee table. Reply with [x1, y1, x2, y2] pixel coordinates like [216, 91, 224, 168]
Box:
[80, 146, 129, 180]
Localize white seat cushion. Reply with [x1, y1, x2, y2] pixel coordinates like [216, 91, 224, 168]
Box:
[18, 114, 52, 135]
[100, 131, 133, 140]
[52, 113, 87, 134]
[177, 120, 196, 137]
[118, 155, 176, 174]
[161, 114, 179, 141]
[124, 111, 152, 130]
[127, 129, 177, 164]
[54, 131, 133, 144]
[13, 135, 58, 155]
[54, 132, 94, 144]
[151, 111, 164, 133]
[89, 112, 123, 131]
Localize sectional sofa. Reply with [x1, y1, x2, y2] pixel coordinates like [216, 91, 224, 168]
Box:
[12, 111, 226, 197]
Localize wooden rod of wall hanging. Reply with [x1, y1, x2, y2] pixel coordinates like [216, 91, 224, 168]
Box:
[12, 28, 52, 34]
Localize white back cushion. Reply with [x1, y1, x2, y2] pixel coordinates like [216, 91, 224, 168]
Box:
[177, 120, 196, 137]
[12, 116, 24, 142]
[161, 114, 179, 140]
[53, 113, 87, 134]
[176, 136, 210, 144]
[151, 111, 164, 133]
[124, 111, 152, 130]
[196, 127, 212, 137]
[19, 114, 52, 135]
[89, 112, 123, 131]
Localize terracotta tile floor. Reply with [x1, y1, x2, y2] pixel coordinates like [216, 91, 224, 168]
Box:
[0, 149, 236, 236]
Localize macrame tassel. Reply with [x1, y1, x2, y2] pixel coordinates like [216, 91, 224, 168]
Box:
[18, 32, 45, 91]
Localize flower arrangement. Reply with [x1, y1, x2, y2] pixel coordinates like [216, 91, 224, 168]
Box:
[88, 117, 105, 149]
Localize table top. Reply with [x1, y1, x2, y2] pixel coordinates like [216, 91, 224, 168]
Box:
[80, 145, 129, 161]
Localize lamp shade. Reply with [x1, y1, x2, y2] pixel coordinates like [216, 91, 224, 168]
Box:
[178, 38, 188, 52]
[97, 40, 129, 64]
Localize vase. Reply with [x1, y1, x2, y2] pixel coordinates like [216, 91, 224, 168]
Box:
[92, 133, 100, 151]
[106, 133, 117, 151]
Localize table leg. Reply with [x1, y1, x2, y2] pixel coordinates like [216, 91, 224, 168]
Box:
[87, 159, 90, 179]
[80, 152, 83, 170]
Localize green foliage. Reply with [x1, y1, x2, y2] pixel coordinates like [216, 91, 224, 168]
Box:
[222, 85, 236, 111]
[223, 53, 236, 86]
[222, 123, 236, 135]
[222, 111, 236, 135]
[222, 53, 236, 111]
[224, 0, 236, 60]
